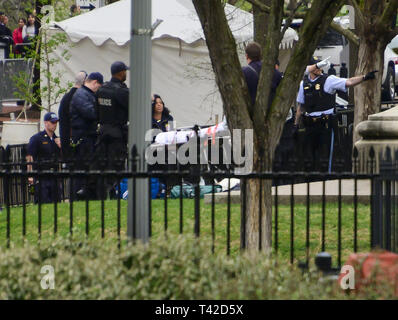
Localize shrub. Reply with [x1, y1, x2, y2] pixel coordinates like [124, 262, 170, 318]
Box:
[0, 236, 395, 299]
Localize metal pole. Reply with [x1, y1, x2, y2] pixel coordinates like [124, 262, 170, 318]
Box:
[128, 0, 151, 242]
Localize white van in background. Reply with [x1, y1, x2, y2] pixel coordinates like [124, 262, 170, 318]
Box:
[313, 28, 349, 75]
[288, 19, 349, 75]
[382, 38, 398, 101]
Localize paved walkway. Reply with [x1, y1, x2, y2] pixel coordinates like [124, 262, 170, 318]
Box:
[204, 179, 372, 205]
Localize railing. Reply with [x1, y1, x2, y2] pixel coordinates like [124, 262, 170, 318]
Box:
[0, 141, 391, 269]
[0, 58, 33, 106]
[371, 147, 398, 252]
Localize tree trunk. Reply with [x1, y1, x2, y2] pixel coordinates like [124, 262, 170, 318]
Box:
[241, 153, 272, 251]
[193, 0, 344, 251]
[287, 0, 298, 11]
[352, 0, 398, 143]
[227, 0, 239, 5]
[253, 0, 272, 46]
[241, 178, 272, 251]
[353, 40, 384, 143]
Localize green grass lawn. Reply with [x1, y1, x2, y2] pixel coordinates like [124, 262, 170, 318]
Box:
[0, 198, 370, 266]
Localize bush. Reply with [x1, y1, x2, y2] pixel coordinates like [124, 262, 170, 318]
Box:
[0, 236, 395, 299]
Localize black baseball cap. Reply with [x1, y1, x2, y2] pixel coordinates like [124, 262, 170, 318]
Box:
[309, 56, 321, 65]
[88, 72, 104, 84]
[111, 61, 130, 75]
[44, 112, 59, 123]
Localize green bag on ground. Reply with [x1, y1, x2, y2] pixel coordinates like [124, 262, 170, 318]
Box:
[170, 184, 222, 199]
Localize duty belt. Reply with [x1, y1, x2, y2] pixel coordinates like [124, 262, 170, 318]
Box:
[303, 113, 333, 128]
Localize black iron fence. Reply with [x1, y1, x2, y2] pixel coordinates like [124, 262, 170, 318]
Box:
[0, 140, 396, 269]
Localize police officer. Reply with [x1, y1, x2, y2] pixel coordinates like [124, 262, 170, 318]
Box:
[58, 71, 87, 162]
[93, 61, 129, 198]
[70, 71, 103, 199]
[26, 112, 61, 203]
[294, 56, 377, 171]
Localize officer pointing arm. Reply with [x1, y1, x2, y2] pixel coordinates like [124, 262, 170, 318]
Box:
[293, 56, 377, 173]
[294, 56, 377, 126]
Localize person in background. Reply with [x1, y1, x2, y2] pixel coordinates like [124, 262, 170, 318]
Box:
[70, 72, 103, 199]
[58, 71, 87, 162]
[70, 4, 81, 17]
[93, 61, 129, 199]
[242, 42, 262, 106]
[0, 12, 5, 33]
[269, 59, 283, 107]
[22, 13, 39, 43]
[26, 112, 61, 203]
[12, 18, 26, 55]
[152, 94, 173, 132]
[242, 42, 283, 108]
[294, 56, 377, 172]
[0, 15, 13, 58]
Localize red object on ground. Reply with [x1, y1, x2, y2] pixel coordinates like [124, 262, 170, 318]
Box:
[338, 251, 398, 295]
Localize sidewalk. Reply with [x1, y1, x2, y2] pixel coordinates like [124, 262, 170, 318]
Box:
[204, 179, 372, 205]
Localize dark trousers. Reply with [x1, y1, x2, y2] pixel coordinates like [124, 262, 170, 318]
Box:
[89, 135, 127, 199]
[34, 178, 62, 204]
[61, 137, 73, 163]
[303, 116, 335, 171]
[70, 136, 96, 199]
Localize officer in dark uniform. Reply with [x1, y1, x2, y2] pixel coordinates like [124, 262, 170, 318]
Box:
[92, 61, 129, 198]
[26, 112, 61, 203]
[294, 56, 377, 171]
[58, 71, 87, 162]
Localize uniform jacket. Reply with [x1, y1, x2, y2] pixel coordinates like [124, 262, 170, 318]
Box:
[96, 77, 129, 140]
[152, 112, 174, 132]
[27, 130, 60, 170]
[302, 74, 335, 113]
[70, 85, 98, 141]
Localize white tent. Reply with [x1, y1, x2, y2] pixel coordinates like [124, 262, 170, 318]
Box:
[47, 0, 298, 127]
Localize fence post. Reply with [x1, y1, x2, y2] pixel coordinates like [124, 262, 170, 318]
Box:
[127, 0, 151, 243]
[355, 106, 398, 253]
[372, 147, 395, 251]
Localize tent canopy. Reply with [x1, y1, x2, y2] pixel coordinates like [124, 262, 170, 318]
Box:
[55, 0, 298, 48]
[48, 0, 298, 127]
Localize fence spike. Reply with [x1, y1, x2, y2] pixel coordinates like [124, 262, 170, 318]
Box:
[369, 146, 375, 159]
[352, 146, 358, 159]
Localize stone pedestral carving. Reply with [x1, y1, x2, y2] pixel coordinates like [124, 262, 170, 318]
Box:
[354, 106, 398, 173]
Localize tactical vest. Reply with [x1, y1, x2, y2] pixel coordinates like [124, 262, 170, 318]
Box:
[96, 81, 127, 125]
[302, 74, 335, 113]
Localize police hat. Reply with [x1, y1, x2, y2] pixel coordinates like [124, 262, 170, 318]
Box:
[111, 61, 130, 75]
[44, 112, 59, 123]
[309, 56, 321, 65]
[87, 72, 104, 84]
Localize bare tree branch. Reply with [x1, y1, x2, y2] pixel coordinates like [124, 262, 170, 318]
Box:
[379, 0, 398, 32]
[281, 0, 306, 39]
[245, 0, 271, 13]
[284, 10, 306, 19]
[348, 0, 365, 25]
[330, 21, 359, 46]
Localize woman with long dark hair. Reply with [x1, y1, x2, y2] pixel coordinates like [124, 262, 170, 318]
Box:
[152, 94, 173, 132]
[22, 13, 39, 43]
